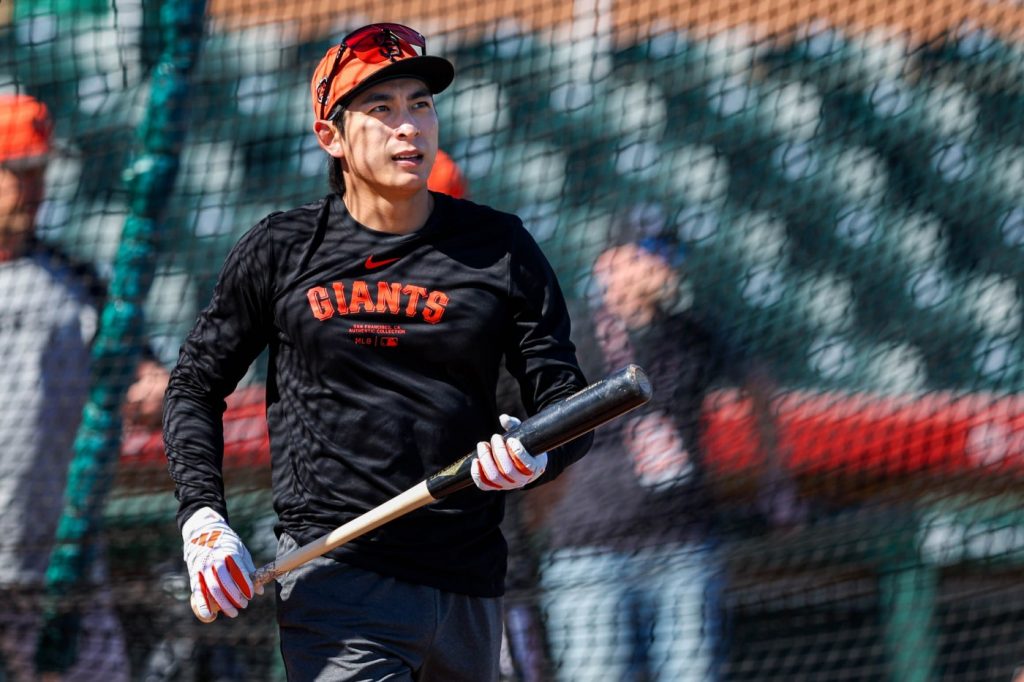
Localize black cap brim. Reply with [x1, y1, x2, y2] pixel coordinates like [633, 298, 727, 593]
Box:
[338, 55, 455, 108]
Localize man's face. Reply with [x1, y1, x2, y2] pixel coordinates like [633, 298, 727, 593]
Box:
[337, 77, 439, 197]
[0, 164, 44, 256]
[593, 243, 678, 328]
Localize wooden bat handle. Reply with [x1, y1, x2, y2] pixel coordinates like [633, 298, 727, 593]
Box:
[190, 481, 435, 622]
[192, 364, 652, 622]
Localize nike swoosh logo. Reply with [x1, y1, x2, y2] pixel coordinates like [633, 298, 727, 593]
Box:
[365, 255, 401, 269]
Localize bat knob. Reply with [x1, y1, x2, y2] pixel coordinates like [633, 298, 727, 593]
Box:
[190, 593, 218, 623]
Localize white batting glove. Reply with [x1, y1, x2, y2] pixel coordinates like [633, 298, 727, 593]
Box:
[471, 414, 548, 491]
[182, 507, 262, 620]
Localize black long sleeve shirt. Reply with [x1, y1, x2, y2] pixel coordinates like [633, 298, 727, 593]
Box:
[164, 192, 591, 596]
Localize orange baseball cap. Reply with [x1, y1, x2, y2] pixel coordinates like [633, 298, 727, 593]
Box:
[311, 23, 454, 121]
[0, 93, 52, 168]
[428, 149, 467, 198]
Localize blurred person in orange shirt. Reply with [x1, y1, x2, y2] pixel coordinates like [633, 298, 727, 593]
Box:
[0, 93, 167, 681]
[427, 148, 467, 199]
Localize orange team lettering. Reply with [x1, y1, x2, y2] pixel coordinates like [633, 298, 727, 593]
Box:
[349, 281, 375, 313]
[376, 282, 403, 314]
[307, 287, 333, 321]
[332, 282, 350, 314]
[403, 285, 427, 317]
[423, 291, 449, 324]
[307, 280, 449, 323]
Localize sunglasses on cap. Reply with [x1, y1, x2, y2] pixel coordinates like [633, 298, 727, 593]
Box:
[316, 23, 428, 120]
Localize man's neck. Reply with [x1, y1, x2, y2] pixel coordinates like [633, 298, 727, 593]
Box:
[342, 186, 433, 236]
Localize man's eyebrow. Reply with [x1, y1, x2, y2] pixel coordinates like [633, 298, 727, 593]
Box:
[362, 91, 395, 104]
[359, 87, 432, 105]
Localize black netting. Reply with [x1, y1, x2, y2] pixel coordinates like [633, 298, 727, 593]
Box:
[3, 1, 1024, 680]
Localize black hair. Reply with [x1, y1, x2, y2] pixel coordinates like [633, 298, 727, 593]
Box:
[326, 105, 345, 195]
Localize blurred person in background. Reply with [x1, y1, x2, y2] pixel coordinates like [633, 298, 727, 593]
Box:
[428, 148, 467, 199]
[0, 93, 167, 681]
[539, 222, 803, 681]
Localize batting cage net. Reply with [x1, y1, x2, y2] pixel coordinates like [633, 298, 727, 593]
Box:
[2, 0, 1024, 680]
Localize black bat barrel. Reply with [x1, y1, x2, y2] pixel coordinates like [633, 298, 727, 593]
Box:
[426, 364, 652, 499]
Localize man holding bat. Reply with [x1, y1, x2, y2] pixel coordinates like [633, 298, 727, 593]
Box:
[163, 22, 594, 681]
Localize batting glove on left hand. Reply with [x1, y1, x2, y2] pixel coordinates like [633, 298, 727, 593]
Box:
[182, 507, 262, 621]
[471, 414, 548, 491]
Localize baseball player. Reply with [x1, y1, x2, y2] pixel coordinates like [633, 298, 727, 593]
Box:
[163, 22, 592, 681]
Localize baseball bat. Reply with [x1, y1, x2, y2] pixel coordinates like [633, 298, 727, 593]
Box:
[192, 364, 652, 622]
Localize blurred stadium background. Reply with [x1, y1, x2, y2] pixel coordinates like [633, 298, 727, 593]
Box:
[4, 0, 1024, 679]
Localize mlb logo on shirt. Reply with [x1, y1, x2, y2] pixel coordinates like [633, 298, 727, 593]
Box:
[381, 337, 399, 347]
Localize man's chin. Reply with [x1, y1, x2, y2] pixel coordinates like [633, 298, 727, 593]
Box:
[386, 174, 430, 197]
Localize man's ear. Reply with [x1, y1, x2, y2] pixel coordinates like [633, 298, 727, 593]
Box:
[313, 119, 343, 158]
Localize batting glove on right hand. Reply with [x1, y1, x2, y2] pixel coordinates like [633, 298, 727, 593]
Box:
[182, 507, 262, 620]
[471, 414, 548, 491]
